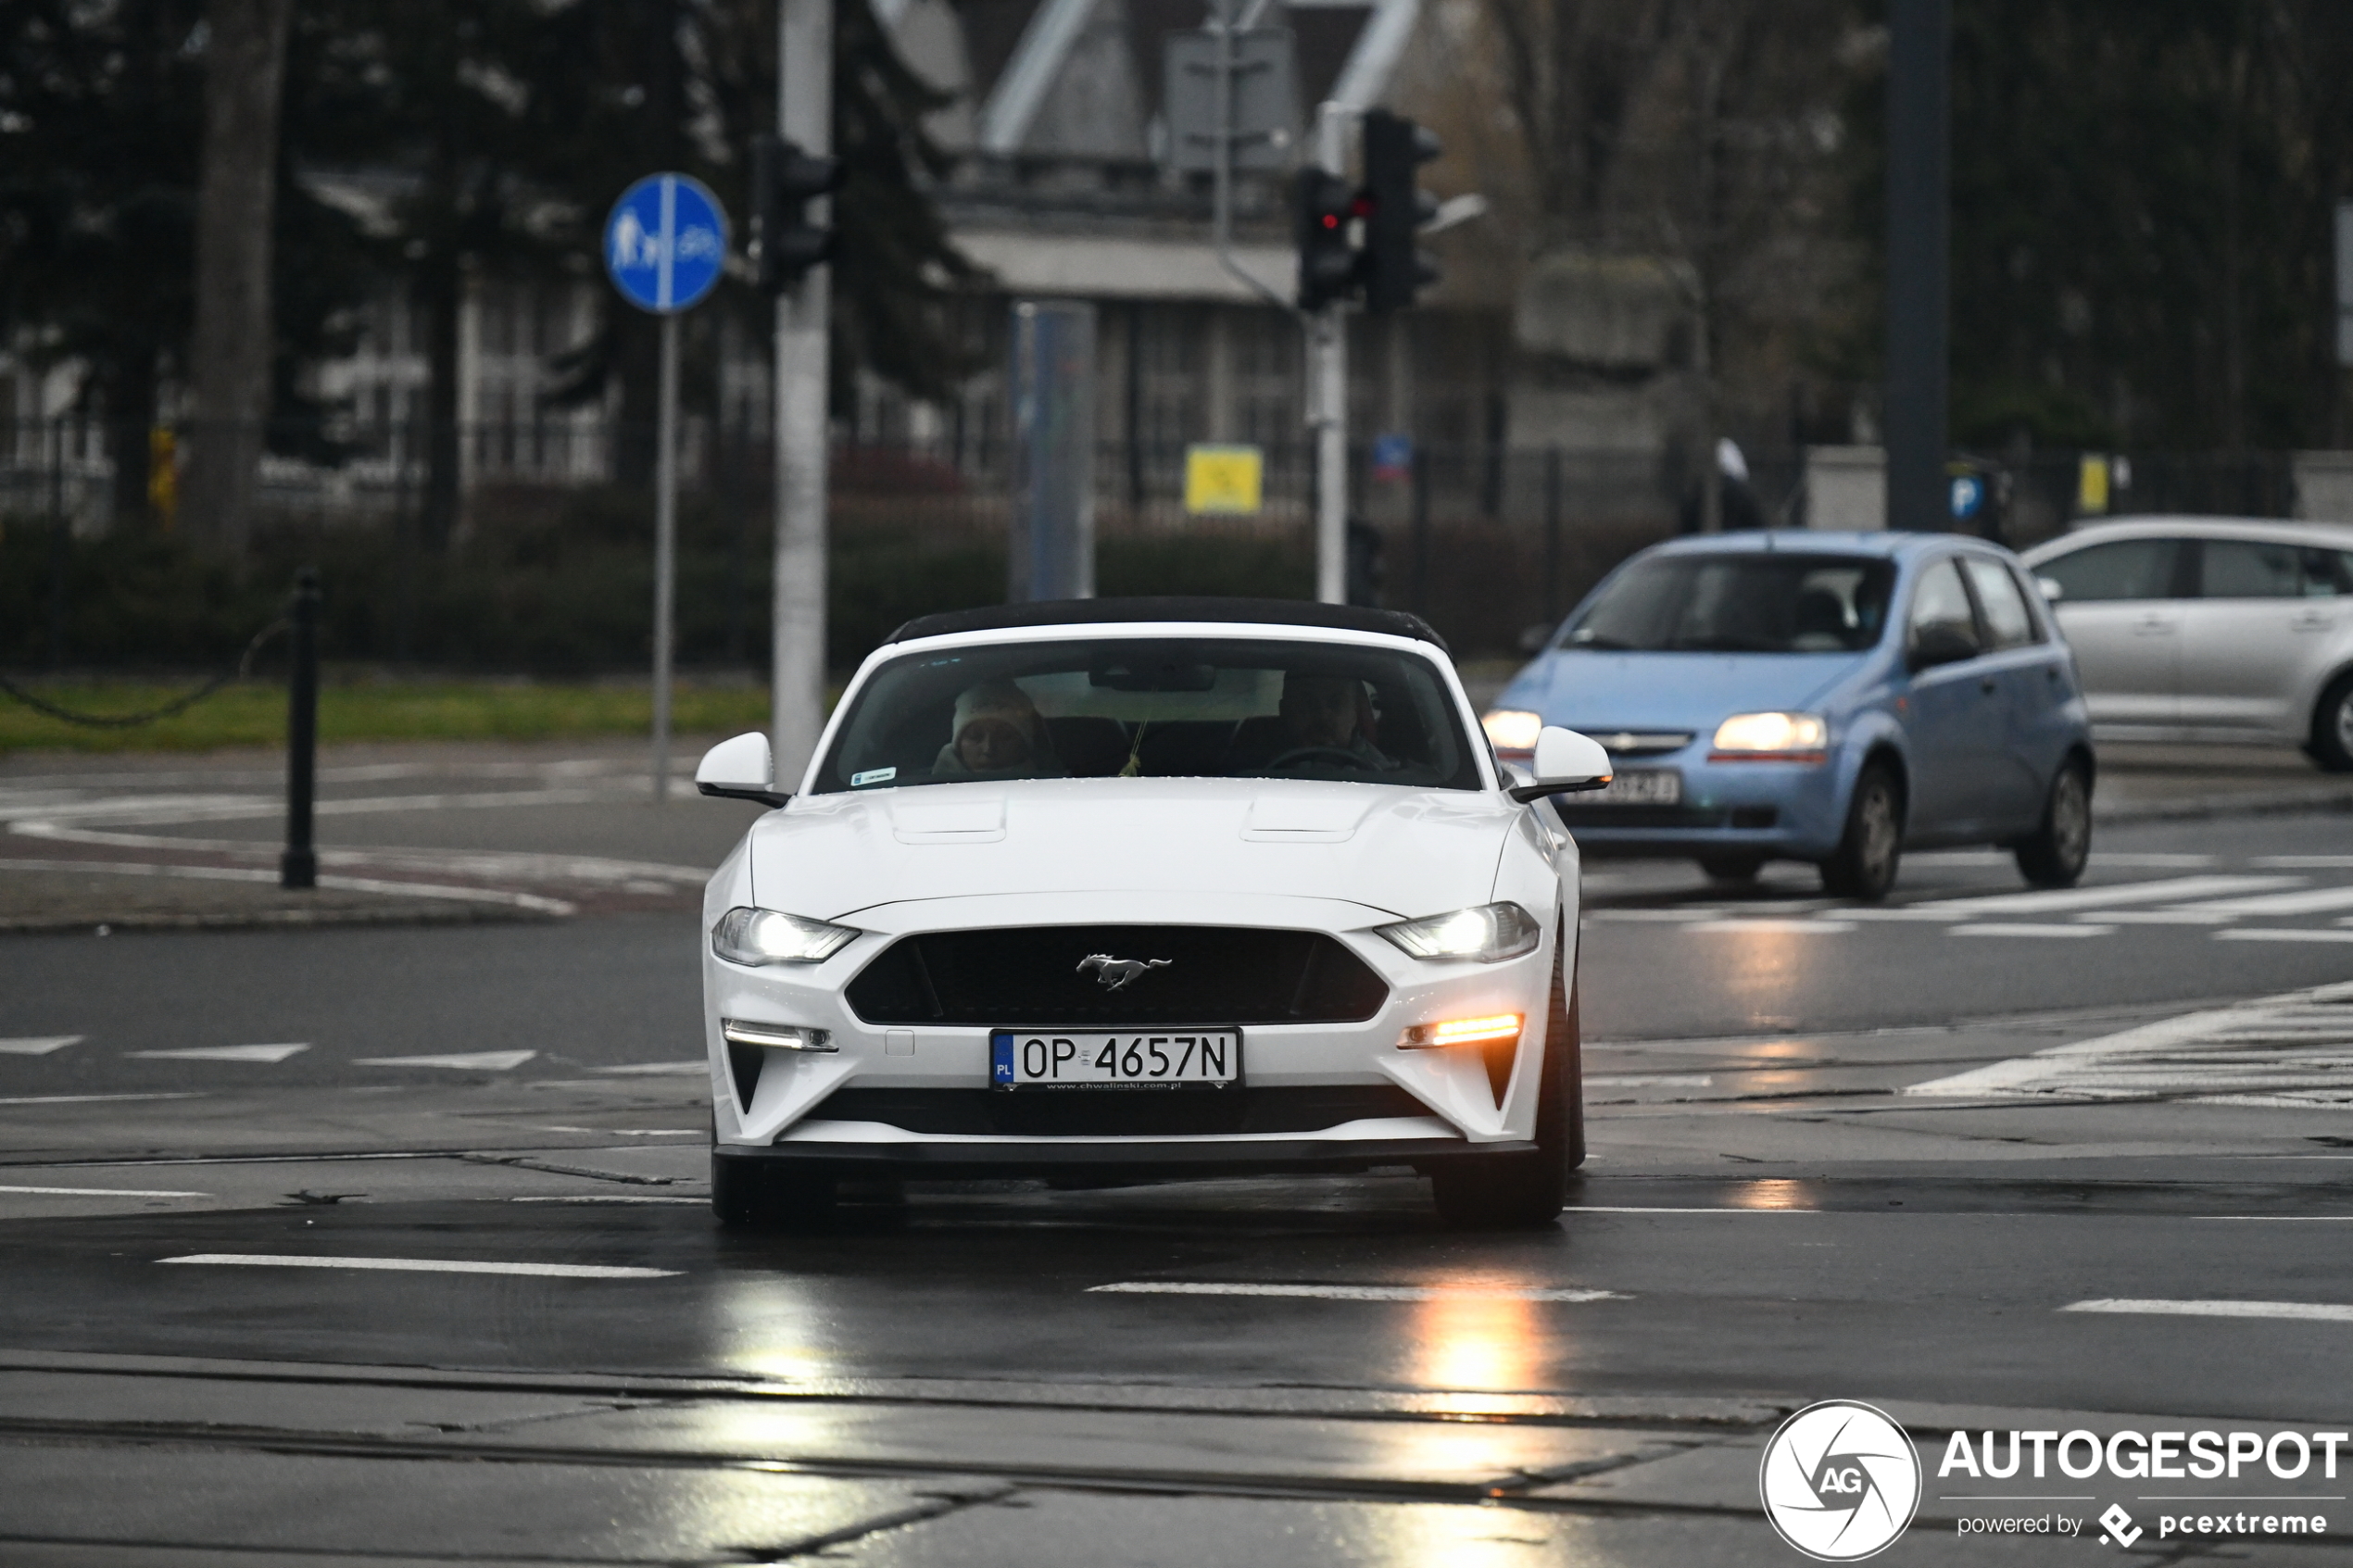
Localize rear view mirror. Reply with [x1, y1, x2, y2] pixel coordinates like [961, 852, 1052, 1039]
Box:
[697, 732, 791, 808]
[1906, 624, 1980, 672]
[2035, 575, 2065, 603]
[1507, 726, 1614, 803]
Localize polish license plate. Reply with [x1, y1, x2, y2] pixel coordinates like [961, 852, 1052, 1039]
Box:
[990, 1029, 1242, 1090]
[1589, 769, 1682, 806]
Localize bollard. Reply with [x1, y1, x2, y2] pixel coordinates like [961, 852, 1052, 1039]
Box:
[281, 568, 320, 890]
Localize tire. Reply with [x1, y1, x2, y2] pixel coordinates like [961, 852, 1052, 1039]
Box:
[1818, 761, 1903, 902]
[711, 1152, 834, 1231]
[1697, 854, 1764, 884]
[2014, 758, 2093, 888]
[2314, 673, 2353, 774]
[1431, 935, 1582, 1230]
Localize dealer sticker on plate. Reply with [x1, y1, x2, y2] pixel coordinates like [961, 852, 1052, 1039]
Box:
[990, 1030, 1241, 1089]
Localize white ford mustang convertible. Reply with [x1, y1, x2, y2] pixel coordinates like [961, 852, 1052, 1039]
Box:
[694, 599, 1613, 1229]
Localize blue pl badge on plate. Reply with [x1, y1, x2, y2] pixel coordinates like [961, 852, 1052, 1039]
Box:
[990, 1032, 1015, 1085]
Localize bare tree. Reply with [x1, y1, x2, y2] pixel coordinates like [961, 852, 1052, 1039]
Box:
[182, 0, 298, 557]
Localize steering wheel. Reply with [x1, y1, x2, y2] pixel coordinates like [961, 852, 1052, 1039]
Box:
[1267, 746, 1365, 770]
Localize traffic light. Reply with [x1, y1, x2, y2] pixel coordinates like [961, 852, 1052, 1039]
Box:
[1360, 108, 1441, 312]
[751, 132, 844, 294]
[1294, 168, 1361, 310]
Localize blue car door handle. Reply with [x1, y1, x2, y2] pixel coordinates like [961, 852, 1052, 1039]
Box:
[1980, 677, 1998, 696]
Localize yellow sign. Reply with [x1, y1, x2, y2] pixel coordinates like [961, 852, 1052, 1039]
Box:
[1184, 444, 1264, 515]
[2076, 453, 2109, 515]
[148, 426, 179, 530]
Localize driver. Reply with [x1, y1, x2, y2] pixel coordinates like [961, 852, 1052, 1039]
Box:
[933, 679, 1062, 779]
[1274, 673, 1394, 770]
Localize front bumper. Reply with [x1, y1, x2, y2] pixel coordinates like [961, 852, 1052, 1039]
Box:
[1517, 746, 1848, 859]
[703, 894, 1562, 1161]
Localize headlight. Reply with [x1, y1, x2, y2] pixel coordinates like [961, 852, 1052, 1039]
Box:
[1481, 709, 1545, 752]
[711, 907, 861, 966]
[1710, 711, 1828, 756]
[1375, 902, 1542, 963]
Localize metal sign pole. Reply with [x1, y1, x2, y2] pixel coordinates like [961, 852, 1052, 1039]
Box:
[773, 0, 834, 787]
[651, 309, 680, 802]
[1311, 100, 1350, 605]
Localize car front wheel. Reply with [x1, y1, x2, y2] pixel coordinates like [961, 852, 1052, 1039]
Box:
[1431, 935, 1582, 1230]
[1819, 762, 1903, 901]
[2014, 759, 2092, 888]
[712, 1152, 835, 1230]
[2313, 673, 2353, 774]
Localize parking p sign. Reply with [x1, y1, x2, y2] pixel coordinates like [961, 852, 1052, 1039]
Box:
[605, 174, 727, 314]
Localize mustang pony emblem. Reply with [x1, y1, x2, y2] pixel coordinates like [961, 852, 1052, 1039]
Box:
[1077, 954, 1173, 991]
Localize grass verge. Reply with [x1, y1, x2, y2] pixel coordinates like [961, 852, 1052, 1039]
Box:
[0, 677, 774, 755]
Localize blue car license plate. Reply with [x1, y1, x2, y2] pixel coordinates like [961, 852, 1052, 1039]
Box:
[990, 1029, 1242, 1090]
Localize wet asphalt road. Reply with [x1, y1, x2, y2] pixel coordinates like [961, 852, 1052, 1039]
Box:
[3, 794, 2353, 1564]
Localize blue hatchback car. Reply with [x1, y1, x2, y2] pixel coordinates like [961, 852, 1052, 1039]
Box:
[1483, 532, 2095, 899]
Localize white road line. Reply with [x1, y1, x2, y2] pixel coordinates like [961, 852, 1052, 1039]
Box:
[159, 1253, 680, 1279]
[0, 1092, 205, 1106]
[2063, 1298, 2353, 1323]
[126, 1043, 309, 1063]
[0, 1185, 208, 1198]
[1584, 1074, 1716, 1088]
[1953, 923, 2116, 938]
[2218, 929, 2353, 945]
[352, 1050, 537, 1071]
[1562, 1212, 1816, 1222]
[0, 1035, 82, 1056]
[1088, 1282, 1628, 1302]
[2258, 856, 2353, 868]
[2172, 885, 2353, 917]
[1685, 919, 1856, 935]
[592, 1061, 709, 1075]
[531, 1126, 700, 1136]
[1901, 875, 2300, 919]
[509, 1195, 707, 1205]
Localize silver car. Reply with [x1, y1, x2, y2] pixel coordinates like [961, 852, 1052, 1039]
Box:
[2021, 517, 2353, 771]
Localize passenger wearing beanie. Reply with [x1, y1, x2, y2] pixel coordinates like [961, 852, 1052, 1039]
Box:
[933, 680, 1063, 779]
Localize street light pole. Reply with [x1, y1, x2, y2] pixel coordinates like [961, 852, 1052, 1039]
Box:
[773, 0, 833, 786]
[1309, 100, 1350, 605]
[1884, 0, 1950, 533]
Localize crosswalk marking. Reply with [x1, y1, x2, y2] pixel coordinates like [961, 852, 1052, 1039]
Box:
[126, 1043, 309, 1063]
[1954, 923, 2114, 939]
[2217, 929, 2353, 945]
[160, 1252, 678, 1279]
[0, 1184, 208, 1198]
[0, 1036, 82, 1056]
[1900, 875, 2298, 919]
[1906, 980, 2353, 1102]
[2175, 885, 2353, 917]
[352, 1050, 537, 1072]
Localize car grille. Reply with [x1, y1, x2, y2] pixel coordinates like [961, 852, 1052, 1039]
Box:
[806, 1084, 1428, 1137]
[844, 924, 1390, 1026]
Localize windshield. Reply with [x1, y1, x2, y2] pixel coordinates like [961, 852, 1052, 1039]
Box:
[815, 636, 1481, 794]
[1559, 553, 1896, 654]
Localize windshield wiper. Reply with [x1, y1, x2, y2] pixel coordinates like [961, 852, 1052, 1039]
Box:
[1565, 633, 1638, 651]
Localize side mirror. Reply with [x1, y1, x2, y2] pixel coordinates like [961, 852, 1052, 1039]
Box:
[1906, 624, 1980, 672]
[1507, 726, 1614, 803]
[2034, 575, 2065, 603]
[696, 732, 791, 808]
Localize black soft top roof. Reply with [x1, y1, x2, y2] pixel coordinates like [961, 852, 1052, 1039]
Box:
[886, 597, 1450, 653]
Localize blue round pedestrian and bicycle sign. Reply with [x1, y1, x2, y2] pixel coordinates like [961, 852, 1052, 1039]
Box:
[604, 174, 728, 314]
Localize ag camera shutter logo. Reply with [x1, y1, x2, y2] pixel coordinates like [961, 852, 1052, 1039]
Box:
[1759, 1400, 1922, 1561]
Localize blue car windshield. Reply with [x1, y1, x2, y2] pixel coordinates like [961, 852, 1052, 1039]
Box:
[1560, 554, 1896, 654]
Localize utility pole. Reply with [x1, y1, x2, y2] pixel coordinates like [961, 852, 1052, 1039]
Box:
[1307, 101, 1351, 604]
[1884, 0, 1950, 533]
[773, 0, 834, 784]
